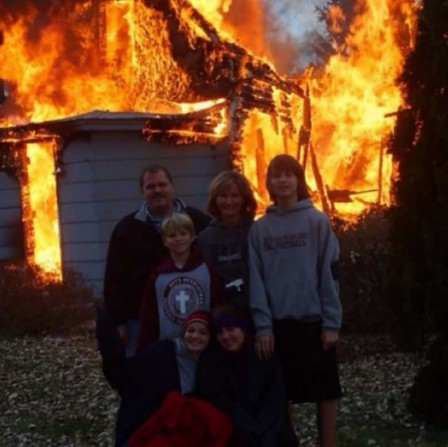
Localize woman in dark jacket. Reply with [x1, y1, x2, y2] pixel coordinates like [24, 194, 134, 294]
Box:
[96, 308, 231, 447]
[198, 171, 257, 309]
[196, 305, 298, 447]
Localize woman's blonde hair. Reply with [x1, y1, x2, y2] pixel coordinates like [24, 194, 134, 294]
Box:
[161, 213, 194, 238]
[206, 171, 257, 221]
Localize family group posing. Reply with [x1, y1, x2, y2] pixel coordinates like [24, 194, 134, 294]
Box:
[97, 154, 342, 447]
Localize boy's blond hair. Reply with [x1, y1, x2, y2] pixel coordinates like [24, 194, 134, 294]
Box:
[161, 213, 195, 239]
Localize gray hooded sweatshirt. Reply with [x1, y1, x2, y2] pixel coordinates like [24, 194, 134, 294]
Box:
[249, 198, 342, 336]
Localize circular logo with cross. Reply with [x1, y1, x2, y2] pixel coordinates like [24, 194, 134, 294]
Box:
[163, 276, 205, 325]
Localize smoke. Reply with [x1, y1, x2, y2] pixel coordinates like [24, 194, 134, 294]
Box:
[263, 0, 324, 74]
[220, 0, 269, 59]
[260, 0, 363, 74]
[213, 0, 324, 75]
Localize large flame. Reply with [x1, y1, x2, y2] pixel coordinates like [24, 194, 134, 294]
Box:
[0, 0, 229, 126]
[0, 0, 229, 276]
[21, 140, 62, 279]
[305, 0, 418, 214]
[0, 0, 418, 277]
[190, 0, 418, 214]
[189, 0, 272, 62]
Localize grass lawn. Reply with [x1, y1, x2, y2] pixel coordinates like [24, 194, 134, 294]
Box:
[1, 331, 448, 446]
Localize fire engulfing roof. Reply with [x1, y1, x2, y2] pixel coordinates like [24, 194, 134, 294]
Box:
[142, 0, 304, 100]
[0, 0, 308, 280]
[0, 0, 305, 149]
[0, 101, 230, 146]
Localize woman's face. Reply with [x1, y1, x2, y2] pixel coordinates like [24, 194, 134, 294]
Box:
[216, 181, 244, 223]
[184, 322, 210, 353]
[217, 326, 246, 353]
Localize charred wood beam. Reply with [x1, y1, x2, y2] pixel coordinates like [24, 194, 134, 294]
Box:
[279, 116, 295, 127]
[187, 7, 221, 43]
[309, 143, 330, 215]
[236, 85, 274, 103]
[142, 107, 228, 144]
[236, 100, 294, 128]
[237, 97, 293, 121]
[143, 113, 224, 134]
[0, 31, 5, 105]
[226, 51, 302, 99]
[327, 188, 377, 203]
[0, 79, 6, 105]
[145, 0, 303, 100]
[256, 129, 267, 198]
[230, 140, 244, 173]
[237, 82, 273, 95]
[243, 62, 304, 97]
[238, 94, 275, 108]
[377, 138, 384, 204]
[0, 128, 59, 144]
[282, 127, 292, 153]
[297, 86, 311, 167]
[238, 98, 276, 114]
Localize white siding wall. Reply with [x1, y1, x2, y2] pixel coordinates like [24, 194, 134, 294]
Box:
[0, 172, 23, 261]
[58, 131, 230, 294]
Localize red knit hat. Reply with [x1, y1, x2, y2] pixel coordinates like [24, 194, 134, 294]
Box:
[183, 310, 211, 329]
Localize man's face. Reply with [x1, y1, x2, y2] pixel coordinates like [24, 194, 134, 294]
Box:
[142, 170, 174, 215]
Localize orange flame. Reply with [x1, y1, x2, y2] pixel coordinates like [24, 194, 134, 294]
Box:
[305, 0, 418, 215]
[190, 0, 272, 62]
[191, 0, 418, 216]
[0, 0, 229, 126]
[21, 140, 62, 279]
[238, 90, 304, 209]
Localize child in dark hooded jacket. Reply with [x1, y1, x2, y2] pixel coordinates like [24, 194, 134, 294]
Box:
[196, 304, 298, 447]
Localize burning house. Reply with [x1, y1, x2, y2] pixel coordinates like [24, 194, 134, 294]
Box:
[0, 0, 307, 290]
[0, 0, 419, 290]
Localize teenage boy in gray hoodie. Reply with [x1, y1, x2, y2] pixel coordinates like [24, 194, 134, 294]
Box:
[248, 154, 342, 447]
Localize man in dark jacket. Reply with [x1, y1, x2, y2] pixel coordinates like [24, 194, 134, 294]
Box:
[104, 164, 210, 356]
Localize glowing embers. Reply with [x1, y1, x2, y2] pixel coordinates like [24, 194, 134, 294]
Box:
[21, 140, 62, 279]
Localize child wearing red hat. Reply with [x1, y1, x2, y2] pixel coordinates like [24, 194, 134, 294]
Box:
[97, 307, 231, 447]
